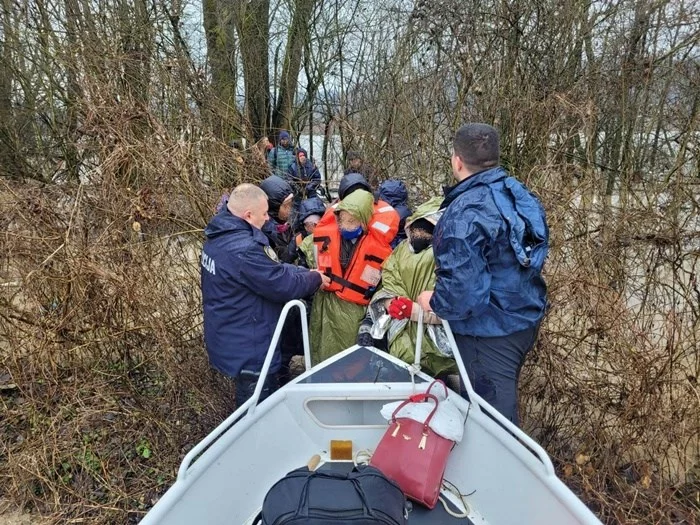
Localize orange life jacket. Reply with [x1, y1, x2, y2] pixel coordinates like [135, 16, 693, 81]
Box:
[313, 201, 399, 305]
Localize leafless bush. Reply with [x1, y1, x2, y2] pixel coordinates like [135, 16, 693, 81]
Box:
[1, 0, 699, 523]
[520, 166, 700, 523]
[0, 104, 252, 522]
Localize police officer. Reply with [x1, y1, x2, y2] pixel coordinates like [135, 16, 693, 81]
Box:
[201, 184, 329, 408]
[417, 123, 549, 426]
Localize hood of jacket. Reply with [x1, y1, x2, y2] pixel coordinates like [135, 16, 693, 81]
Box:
[298, 196, 327, 223]
[405, 196, 443, 230]
[378, 179, 409, 208]
[260, 175, 293, 215]
[441, 166, 548, 270]
[336, 189, 374, 227]
[338, 172, 371, 200]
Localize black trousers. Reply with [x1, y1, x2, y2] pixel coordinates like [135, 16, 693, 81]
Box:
[278, 307, 305, 386]
[235, 370, 279, 409]
[454, 324, 540, 427]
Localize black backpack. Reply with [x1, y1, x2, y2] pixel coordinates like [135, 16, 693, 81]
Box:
[261, 464, 407, 524]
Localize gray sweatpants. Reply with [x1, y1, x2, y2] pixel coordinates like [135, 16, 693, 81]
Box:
[454, 324, 540, 426]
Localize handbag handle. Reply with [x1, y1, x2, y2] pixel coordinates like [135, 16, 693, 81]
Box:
[391, 392, 440, 431]
[426, 379, 448, 399]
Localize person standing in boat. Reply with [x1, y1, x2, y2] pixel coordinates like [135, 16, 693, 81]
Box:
[201, 184, 329, 408]
[357, 197, 457, 378]
[417, 123, 549, 426]
[295, 172, 376, 265]
[308, 188, 399, 363]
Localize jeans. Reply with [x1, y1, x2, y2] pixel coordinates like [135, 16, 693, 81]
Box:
[454, 324, 540, 426]
[235, 369, 280, 409]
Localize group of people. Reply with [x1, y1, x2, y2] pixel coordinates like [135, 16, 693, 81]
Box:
[201, 123, 549, 426]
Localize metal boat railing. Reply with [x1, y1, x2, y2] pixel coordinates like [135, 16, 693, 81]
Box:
[178, 299, 554, 480]
[412, 305, 555, 475]
[178, 300, 309, 480]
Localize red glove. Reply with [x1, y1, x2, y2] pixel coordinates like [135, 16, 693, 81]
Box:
[388, 297, 414, 320]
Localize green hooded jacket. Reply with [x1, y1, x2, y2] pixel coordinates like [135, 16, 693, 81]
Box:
[310, 190, 376, 363]
[299, 234, 315, 269]
[370, 197, 457, 376]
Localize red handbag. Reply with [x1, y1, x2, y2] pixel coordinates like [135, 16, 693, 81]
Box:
[370, 381, 454, 509]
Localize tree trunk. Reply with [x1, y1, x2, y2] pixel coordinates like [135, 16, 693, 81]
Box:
[0, 6, 14, 178]
[233, 0, 270, 139]
[271, 0, 317, 134]
[203, 0, 239, 140]
[118, 0, 152, 105]
[0, 0, 29, 179]
[64, 0, 82, 180]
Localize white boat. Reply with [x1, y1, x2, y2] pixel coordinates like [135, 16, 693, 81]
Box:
[141, 301, 601, 525]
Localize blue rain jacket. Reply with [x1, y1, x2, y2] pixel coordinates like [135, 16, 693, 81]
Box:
[431, 167, 549, 337]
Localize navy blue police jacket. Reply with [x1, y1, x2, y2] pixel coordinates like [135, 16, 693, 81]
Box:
[201, 209, 322, 377]
[431, 167, 549, 337]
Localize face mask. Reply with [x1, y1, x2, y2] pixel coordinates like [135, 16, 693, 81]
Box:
[340, 225, 363, 240]
[408, 232, 432, 253]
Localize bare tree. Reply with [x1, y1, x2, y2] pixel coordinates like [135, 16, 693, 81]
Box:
[203, 0, 241, 139]
[231, 0, 271, 138]
[270, 0, 318, 133]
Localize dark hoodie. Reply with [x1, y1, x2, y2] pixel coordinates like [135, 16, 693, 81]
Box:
[260, 175, 294, 219]
[201, 209, 322, 377]
[378, 179, 412, 248]
[285, 148, 321, 200]
[260, 175, 297, 263]
[297, 196, 326, 227]
[338, 172, 372, 200]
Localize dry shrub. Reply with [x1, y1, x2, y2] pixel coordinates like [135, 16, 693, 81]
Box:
[522, 165, 700, 523]
[0, 102, 251, 523]
[1, 106, 699, 524]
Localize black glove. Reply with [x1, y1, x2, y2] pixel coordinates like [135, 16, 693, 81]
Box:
[356, 324, 374, 347]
